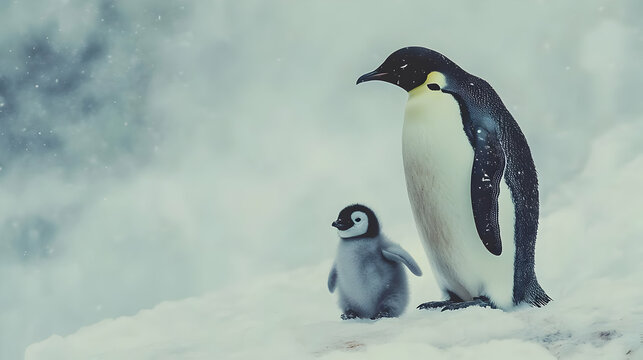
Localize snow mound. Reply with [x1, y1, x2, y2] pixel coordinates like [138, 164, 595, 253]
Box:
[25, 263, 640, 359]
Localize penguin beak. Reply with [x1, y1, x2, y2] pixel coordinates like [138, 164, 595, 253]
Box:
[357, 69, 389, 84]
[332, 219, 351, 231]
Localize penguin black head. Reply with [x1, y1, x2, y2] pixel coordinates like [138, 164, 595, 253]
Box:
[357, 47, 459, 92]
[331, 204, 380, 239]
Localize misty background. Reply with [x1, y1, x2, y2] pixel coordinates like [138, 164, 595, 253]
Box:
[1, 1, 642, 358]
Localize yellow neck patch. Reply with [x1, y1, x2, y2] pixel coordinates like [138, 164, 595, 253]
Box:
[409, 71, 448, 97]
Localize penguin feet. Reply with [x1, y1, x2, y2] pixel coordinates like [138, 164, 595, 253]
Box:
[370, 309, 392, 320]
[340, 310, 359, 320]
[417, 300, 457, 310]
[440, 296, 496, 312]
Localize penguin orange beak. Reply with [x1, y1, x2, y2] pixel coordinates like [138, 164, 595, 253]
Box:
[357, 70, 389, 84]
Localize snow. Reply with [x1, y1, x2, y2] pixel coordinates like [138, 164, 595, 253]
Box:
[25, 123, 643, 359]
[25, 261, 640, 359]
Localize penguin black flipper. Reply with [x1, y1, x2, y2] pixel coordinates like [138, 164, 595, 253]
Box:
[470, 126, 505, 256]
[441, 78, 506, 256]
[328, 265, 337, 293]
[445, 73, 549, 305]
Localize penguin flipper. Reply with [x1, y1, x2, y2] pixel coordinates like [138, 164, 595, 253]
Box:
[328, 265, 337, 293]
[381, 244, 422, 276]
[470, 126, 505, 256]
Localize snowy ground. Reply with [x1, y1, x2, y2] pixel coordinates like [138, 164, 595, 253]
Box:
[25, 123, 643, 359]
[24, 262, 640, 360]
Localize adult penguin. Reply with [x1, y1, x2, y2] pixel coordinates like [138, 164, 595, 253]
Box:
[357, 47, 550, 310]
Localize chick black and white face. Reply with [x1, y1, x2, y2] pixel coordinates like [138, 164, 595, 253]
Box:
[332, 204, 380, 239]
[357, 46, 456, 92]
[335, 210, 368, 238]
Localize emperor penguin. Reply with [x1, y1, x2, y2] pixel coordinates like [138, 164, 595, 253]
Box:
[356, 47, 550, 311]
[328, 204, 422, 320]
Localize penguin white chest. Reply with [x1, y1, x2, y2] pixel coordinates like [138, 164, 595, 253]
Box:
[402, 84, 515, 309]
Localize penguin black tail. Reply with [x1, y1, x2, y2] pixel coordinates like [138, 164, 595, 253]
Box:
[526, 280, 552, 307]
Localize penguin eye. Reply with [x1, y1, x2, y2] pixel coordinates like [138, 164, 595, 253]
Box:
[355, 218, 361, 222]
[427, 83, 441, 91]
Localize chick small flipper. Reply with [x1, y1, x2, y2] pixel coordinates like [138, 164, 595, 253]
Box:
[381, 243, 422, 276]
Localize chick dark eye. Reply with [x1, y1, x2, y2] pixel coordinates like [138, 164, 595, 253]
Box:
[355, 218, 361, 222]
[427, 83, 441, 91]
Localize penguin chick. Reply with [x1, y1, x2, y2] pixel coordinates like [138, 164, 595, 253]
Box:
[328, 204, 422, 320]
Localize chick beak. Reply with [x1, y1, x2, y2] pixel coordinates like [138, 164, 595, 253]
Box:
[332, 219, 350, 230]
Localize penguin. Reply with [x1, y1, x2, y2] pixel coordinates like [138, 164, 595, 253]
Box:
[328, 204, 422, 320]
[356, 47, 550, 311]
